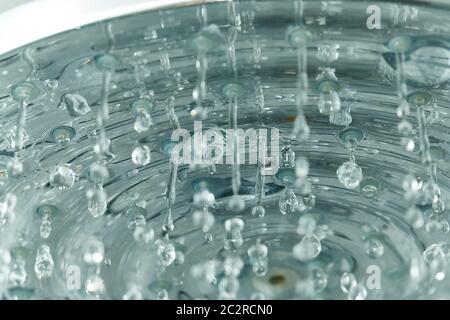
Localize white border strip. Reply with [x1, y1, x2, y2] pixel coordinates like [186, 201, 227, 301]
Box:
[0, 0, 223, 55]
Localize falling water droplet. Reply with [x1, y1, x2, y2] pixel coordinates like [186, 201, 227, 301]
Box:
[7, 158, 23, 177]
[348, 283, 367, 300]
[224, 218, 245, 251]
[317, 43, 340, 63]
[0, 168, 8, 186]
[49, 165, 75, 190]
[0, 249, 11, 284]
[85, 274, 105, 296]
[297, 214, 316, 235]
[227, 194, 245, 212]
[295, 157, 309, 178]
[122, 285, 143, 300]
[292, 117, 310, 141]
[405, 206, 425, 229]
[193, 185, 215, 207]
[318, 90, 341, 115]
[133, 225, 155, 244]
[157, 239, 176, 267]
[293, 234, 321, 261]
[248, 241, 268, 277]
[39, 215, 52, 239]
[131, 145, 151, 166]
[337, 161, 363, 189]
[279, 188, 299, 214]
[87, 188, 107, 217]
[83, 236, 105, 265]
[340, 272, 357, 294]
[134, 113, 152, 133]
[440, 220, 450, 234]
[223, 256, 244, 277]
[192, 209, 215, 233]
[432, 198, 445, 214]
[34, 245, 54, 279]
[89, 163, 110, 184]
[251, 205, 265, 218]
[365, 238, 384, 258]
[218, 276, 240, 299]
[311, 267, 328, 293]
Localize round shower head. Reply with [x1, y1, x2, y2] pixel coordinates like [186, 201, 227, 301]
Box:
[0, 0, 449, 300]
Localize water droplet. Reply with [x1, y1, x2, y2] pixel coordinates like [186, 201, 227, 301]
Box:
[440, 220, 450, 233]
[425, 220, 441, 233]
[365, 238, 384, 258]
[89, 163, 110, 184]
[0, 168, 8, 186]
[44, 79, 58, 90]
[432, 198, 445, 214]
[134, 112, 152, 133]
[0, 248, 11, 266]
[301, 193, 316, 211]
[340, 272, 357, 294]
[227, 194, 245, 212]
[348, 283, 367, 300]
[293, 234, 321, 261]
[329, 108, 352, 126]
[7, 158, 23, 176]
[193, 186, 215, 207]
[248, 242, 268, 276]
[317, 43, 340, 63]
[279, 188, 299, 214]
[127, 213, 146, 230]
[133, 225, 155, 244]
[292, 116, 310, 140]
[223, 256, 244, 277]
[401, 137, 415, 152]
[156, 289, 169, 300]
[397, 119, 414, 136]
[87, 188, 107, 217]
[160, 53, 171, 72]
[224, 218, 244, 251]
[311, 267, 328, 293]
[360, 177, 381, 198]
[337, 161, 363, 189]
[251, 292, 266, 300]
[9, 249, 27, 287]
[34, 245, 54, 279]
[225, 218, 244, 233]
[39, 215, 52, 239]
[405, 206, 425, 229]
[295, 157, 309, 178]
[0, 249, 11, 284]
[218, 276, 239, 299]
[318, 90, 341, 115]
[157, 239, 176, 267]
[83, 236, 105, 265]
[123, 285, 143, 300]
[85, 274, 105, 295]
[251, 205, 265, 218]
[131, 145, 151, 166]
[192, 24, 223, 52]
[49, 165, 75, 190]
[403, 174, 421, 193]
[193, 209, 215, 232]
[297, 214, 316, 235]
